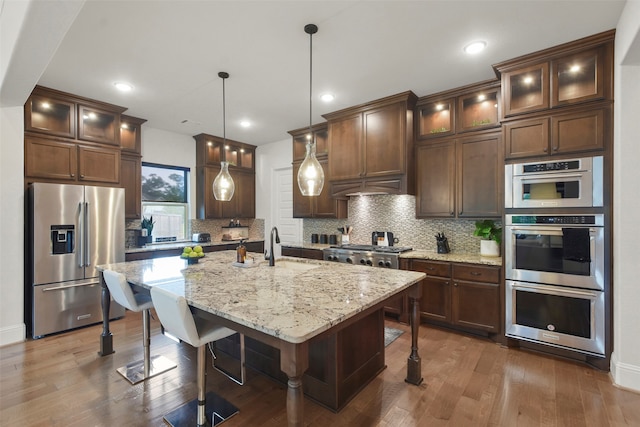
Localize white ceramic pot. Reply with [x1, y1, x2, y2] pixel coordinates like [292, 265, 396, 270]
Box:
[480, 239, 500, 257]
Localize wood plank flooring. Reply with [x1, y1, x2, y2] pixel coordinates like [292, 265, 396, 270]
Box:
[1, 311, 639, 426]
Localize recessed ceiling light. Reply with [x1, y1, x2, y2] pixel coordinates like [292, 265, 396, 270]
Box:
[321, 93, 335, 102]
[113, 82, 133, 92]
[464, 41, 487, 55]
[240, 120, 251, 128]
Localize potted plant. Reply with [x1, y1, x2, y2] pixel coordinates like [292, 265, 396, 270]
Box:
[473, 219, 502, 257]
[139, 216, 155, 245]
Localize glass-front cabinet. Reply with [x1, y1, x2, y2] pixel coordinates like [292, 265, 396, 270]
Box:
[552, 47, 604, 107]
[502, 63, 550, 117]
[457, 88, 500, 132]
[77, 104, 121, 146]
[25, 91, 76, 138]
[416, 98, 455, 139]
[194, 133, 255, 170]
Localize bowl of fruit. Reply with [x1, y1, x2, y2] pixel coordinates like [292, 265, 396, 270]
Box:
[181, 245, 205, 264]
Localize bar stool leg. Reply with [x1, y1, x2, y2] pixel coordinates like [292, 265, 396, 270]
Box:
[143, 308, 151, 377]
[197, 345, 207, 425]
[115, 309, 177, 385]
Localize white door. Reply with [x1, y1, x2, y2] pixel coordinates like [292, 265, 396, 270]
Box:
[271, 167, 302, 256]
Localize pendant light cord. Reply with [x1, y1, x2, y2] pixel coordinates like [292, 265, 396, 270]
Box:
[218, 71, 229, 145]
[309, 28, 313, 133]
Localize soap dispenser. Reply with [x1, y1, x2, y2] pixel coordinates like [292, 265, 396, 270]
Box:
[236, 239, 247, 263]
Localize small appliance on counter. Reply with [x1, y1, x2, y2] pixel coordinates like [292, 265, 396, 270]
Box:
[221, 226, 248, 241]
[192, 233, 211, 243]
[371, 231, 398, 247]
[435, 232, 450, 254]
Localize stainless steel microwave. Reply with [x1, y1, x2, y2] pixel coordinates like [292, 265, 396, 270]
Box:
[505, 156, 603, 208]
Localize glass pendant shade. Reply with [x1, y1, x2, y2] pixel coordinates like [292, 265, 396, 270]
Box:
[297, 141, 324, 196]
[213, 161, 235, 201]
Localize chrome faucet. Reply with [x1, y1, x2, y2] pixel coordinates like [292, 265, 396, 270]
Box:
[265, 226, 280, 266]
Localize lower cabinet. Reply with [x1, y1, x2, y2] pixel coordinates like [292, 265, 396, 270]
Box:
[125, 241, 264, 261]
[400, 259, 501, 335]
[281, 246, 324, 260]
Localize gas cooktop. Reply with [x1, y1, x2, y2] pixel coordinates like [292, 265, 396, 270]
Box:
[328, 244, 413, 254]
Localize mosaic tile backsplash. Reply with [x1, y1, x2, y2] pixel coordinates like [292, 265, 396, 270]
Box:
[303, 194, 500, 254]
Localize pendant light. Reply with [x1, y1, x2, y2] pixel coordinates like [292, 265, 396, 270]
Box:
[297, 24, 325, 197]
[212, 71, 235, 201]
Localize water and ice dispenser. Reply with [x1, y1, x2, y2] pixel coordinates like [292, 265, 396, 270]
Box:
[51, 225, 74, 254]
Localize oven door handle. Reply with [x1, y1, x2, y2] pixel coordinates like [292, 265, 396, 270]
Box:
[508, 226, 598, 236]
[515, 172, 586, 183]
[511, 281, 599, 298]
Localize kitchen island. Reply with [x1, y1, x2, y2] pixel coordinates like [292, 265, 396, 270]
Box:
[97, 251, 425, 426]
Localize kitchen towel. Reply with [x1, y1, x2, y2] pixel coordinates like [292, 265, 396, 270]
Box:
[562, 228, 591, 262]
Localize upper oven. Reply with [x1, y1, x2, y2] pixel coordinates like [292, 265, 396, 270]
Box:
[505, 156, 603, 209]
[505, 214, 604, 291]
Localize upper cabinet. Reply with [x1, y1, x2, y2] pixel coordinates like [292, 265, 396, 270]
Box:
[323, 91, 418, 197]
[416, 80, 500, 140]
[25, 89, 76, 139]
[194, 133, 255, 171]
[495, 30, 613, 119]
[494, 30, 614, 160]
[288, 123, 347, 219]
[194, 133, 257, 219]
[290, 123, 329, 162]
[77, 104, 124, 146]
[120, 115, 147, 154]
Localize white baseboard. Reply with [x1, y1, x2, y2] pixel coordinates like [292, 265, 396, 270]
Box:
[610, 351, 640, 393]
[0, 323, 26, 347]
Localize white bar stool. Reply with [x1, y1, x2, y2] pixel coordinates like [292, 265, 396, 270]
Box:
[102, 270, 177, 384]
[151, 285, 240, 426]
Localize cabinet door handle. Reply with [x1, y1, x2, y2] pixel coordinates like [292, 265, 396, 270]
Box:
[80, 174, 85, 178]
[426, 267, 435, 271]
[450, 211, 454, 216]
[470, 271, 481, 276]
[453, 282, 458, 286]
[459, 211, 463, 215]
[70, 173, 75, 177]
[552, 146, 558, 151]
[543, 147, 548, 152]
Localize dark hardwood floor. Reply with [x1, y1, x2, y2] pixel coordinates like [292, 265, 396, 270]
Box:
[1, 311, 639, 426]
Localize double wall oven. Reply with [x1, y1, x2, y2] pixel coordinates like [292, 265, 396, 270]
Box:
[504, 156, 606, 357]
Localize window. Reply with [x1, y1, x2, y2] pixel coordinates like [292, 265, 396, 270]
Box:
[141, 162, 189, 242]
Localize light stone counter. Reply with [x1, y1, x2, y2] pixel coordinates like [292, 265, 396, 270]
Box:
[98, 250, 425, 344]
[400, 249, 502, 266]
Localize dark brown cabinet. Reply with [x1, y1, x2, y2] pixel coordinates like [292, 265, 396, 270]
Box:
[25, 89, 76, 139]
[407, 259, 501, 334]
[324, 91, 417, 197]
[416, 131, 502, 218]
[496, 33, 613, 119]
[194, 133, 256, 220]
[120, 154, 141, 219]
[281, 246, 324, 260]
[416, 80, 500, 140]
[292, 159, 347, 219]
[25, 136, 120, 184]
[504, 106, 608, 159]
[197, 166, 255, 219]
[78, 104, 124, 146]
[289, 124, 347, 219]
[120, 115, 146, 154]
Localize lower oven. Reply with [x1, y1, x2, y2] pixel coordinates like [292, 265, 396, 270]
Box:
[506, 280, 604, 356]
[505, 214, 604, 290]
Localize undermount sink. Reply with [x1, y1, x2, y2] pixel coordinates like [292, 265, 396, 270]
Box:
[274, 260, 321, 272]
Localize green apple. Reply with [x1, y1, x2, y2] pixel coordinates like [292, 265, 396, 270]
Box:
[183, 246, 192, 254]
[194, 245, 203, 254]
[189, 251, 199, 258]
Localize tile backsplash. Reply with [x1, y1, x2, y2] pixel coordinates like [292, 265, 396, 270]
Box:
[303, 194, 499, 253]
[126, 218, 264, 248]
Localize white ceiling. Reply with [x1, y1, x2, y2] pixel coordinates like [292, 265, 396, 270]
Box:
[37, 0, 625, 146]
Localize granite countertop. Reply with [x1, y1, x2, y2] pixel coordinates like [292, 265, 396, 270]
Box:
[278, 242, 502, 267]
[125, 238, 264, 254]
[280, 242, 331, 250]
[97, 251, 425, 344]
[399, 250, 502, 267]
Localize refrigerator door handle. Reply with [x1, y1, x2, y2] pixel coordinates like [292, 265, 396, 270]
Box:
[41, 281, 100, 292]
[85, 202, 91, 267]
[78, 202, 84, 268]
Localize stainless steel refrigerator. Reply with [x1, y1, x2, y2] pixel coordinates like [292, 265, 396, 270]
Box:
[28, 182, 126, 338]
